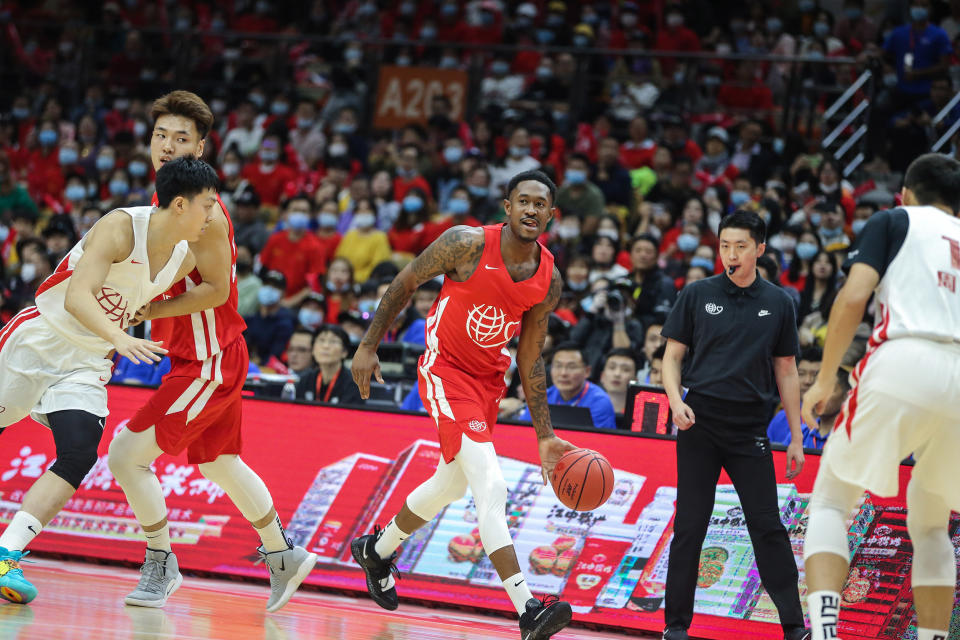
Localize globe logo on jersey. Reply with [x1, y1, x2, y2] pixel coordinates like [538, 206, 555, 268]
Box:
[465, 304, 519, 349]
[96, 287, 129, 326]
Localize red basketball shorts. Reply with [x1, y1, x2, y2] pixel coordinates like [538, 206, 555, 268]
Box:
[127, 337, 247, 464]
[417, 356, 502, 464]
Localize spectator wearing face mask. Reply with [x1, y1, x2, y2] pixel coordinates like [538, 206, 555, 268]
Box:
[241, 132, 296, 205]
[8, 238, 54, 311]
[220, 100, 264, 161]
[392, 143, 433, 202]
[556, 153, 606, 219]
[235, 243, 262, 317]
[243, 270, 296, 366]
[386, 187, 428, 256]
[260, 194, 327, 306]
[420, 185, 482, 247]
[25, 120, 65, 202]
[490, 127, 541, 191]
[0, 154, 38, 221]
[335, 199, 392, 283]
[781, 230, 822, 293]
[816, 201, 851, 251]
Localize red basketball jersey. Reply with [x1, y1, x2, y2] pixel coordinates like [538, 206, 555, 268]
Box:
[150, 193, 246, 360]
[421, 224, 554, 390]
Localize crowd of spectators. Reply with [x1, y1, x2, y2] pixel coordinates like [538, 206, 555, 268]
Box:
[1, 0, 956, 442]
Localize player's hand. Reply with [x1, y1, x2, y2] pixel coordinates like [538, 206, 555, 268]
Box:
[801, 379, 832, 427]
[128, 302, 151, 327]
[671, 400, 696, 430]
[112, 333, 167, 364]
[538, 436, 577, 485]
[785, 441, 805, 480]
[351, 344, 383, 399]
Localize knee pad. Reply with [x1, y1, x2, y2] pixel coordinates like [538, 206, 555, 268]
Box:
[47, 410, 102, 489]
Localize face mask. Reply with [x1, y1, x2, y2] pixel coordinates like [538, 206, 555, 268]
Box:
[535, 29, 555, 44]
[175, 17, 191, 30]
[583, 13, 599, 26]
[798, 0, 815, 11]
[287, 212, 311, 230]
[621, 14, 638, 27]
[666, 13, 683, 27]
[59, 147, 78, 165]
[248, 93, 266, 108]
[258, 286, 282, 306]
[330, 142, 350, 158]
[353, 212, 376, 229]
[565, 168, 586, 184]
[318, 212, 339, 228]
[690, 256, 714, 271]
[515, 16, 532, 29]
[66, 184, 87, 201]
[12, 107, 30, 120]
[491, 61, 510, 75]
[772, 138, 785, 155]
[345, 48, 362, 62]
[448, 198, 470, 215]
[39, 130, 58, 146]
[844, 8, 862, 20]
[820, 225, 843, 238]
[579, 295, 595, 313]
[813, 22, 830, 38]
[442, 146, 463, 164]
[851, 219, 868, 235]
[819, 181, 838, 194]
[109, 180, 129, 196]
[807, 50, 824, 60]
[676, 233, 699, 253]
[509, 145, 529, 158]
[568, 279, 589, 291]
[809, 212, 822, 226]
[402, 195, 424, 212]
[334, 122, 356, 135]
[420, 26, 437, 39]
[87, 184, 97, 197]
[441, 4, 457, 17]
[556, 223, 579, 240]
[780, 236, 797, 251]
[132, 120, 148, 138]
[400, 1, 416, 15]
[910, 6, 928, 22]
[439, 56, 458, 68]
[730, 190, 750, 207]
[766, 17, 782, 33]
[716, 43, 732, 55]
[114, 98, 130, 111]
[128, 161, 148, 177]
[223, 49, 241, 61]
[467, 185, 489, 198]
[298, 308, 324, 328]
[573, 35, 590, 47]
[260, 150, 278, 163]
[396, 56, 412, 67]
[357, 299, 378, 316]
[796, 242, 819, 260]
[271, 101, 289, 116]
[884, 72, 899, 87]
[296, 117, 314, 129]
[536, 66, 553, 81]
[222, 161, 240, 177]
[211, 18, 226, 31]
[96, 155, 115, 172]
[0, 225, 8, 243]
[546, 14, 565, 28]
[20, 263, 37, 282]
[597, 229, 619, 242]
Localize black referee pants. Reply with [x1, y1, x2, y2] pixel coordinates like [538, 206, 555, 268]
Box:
[664, 418, 804, 631]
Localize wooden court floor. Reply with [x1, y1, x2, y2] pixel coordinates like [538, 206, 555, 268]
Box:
[0, 557, 652, 640]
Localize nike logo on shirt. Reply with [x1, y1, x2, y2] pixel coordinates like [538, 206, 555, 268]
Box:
[758, 310, 771, 317]
[131, 260, 143, 264]
[484, 265, 498, 270]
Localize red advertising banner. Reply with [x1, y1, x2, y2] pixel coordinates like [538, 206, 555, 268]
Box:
[0, 386, 954, 639]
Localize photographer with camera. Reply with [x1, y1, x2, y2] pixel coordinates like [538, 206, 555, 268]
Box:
[570, 278, 646, 371]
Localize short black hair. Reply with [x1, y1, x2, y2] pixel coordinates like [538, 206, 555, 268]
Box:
[601, 347, 639, 371]
[756, 254, 779, 279]
[630, 233, 660, 253]
[155, 156, 219, 208]
[799, 346, 823, 363]
[550, 341, 588, 366]
[506, 170, 557, 205]
[651, 343, 666, 361]
[315, 323, 351, 356]
[718, 209, 766, 245]
[903, 153, 960, 213]
[290, 325, 317, 342]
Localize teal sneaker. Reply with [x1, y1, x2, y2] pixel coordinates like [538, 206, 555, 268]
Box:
[0, 548, 37, 604]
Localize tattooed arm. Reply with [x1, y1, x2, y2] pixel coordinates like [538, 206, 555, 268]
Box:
[517, 267, 577, 483]
[351, 226, 484, 398]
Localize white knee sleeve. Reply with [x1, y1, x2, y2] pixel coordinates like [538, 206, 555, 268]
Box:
[197, 455, 273, 523]
[803, 464, 865, 562]
[107, 427, 167, 526]
[907, 480, 956, 588]
[407, 456, 469, 522]
[455, 435, 512, 555]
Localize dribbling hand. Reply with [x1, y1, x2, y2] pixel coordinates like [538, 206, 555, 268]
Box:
[671, 400, 696, 430]
[538, 436, 577, 485]
[351, 345, 384, 400]
[112, 333, 167, 364]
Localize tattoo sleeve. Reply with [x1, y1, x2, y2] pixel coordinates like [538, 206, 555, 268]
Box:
[519, 268, 563, 441]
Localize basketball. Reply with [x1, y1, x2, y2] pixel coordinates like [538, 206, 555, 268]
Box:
[551, 448, 615, 511]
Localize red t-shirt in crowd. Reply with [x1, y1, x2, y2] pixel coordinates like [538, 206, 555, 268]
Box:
[619, 139, 658, 169]
[315, 232, 341, 274]
[393, 175, 433, 202]
[260, 230, 327, 296]
[420, 215, 482, 249]
[387, 225, 424, 255]
[25, 147, 64, 201]
[241, 162, 297, 205]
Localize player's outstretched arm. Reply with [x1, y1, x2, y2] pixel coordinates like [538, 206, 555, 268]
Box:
[351, 226, 483, 399]
[140, 205, 231, 321]
[64, 212, 168, 364]
[517, 267, 576, 483]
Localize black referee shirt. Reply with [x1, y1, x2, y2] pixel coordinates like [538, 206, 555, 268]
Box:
[661, 272, 799, 408]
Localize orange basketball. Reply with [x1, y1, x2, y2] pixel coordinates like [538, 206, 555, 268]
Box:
[551, 448, 614, 511]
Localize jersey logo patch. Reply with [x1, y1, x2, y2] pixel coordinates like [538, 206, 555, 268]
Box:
[758, 309, 771, 317]
[704, 303, 723, 315]
[96, 287, 129, 326]
[468, 419, 487, 432]
[466, 304, 520, 348]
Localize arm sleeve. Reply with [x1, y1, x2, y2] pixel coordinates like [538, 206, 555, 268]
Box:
[774, 294, 800, 358]
[659, 284, 694, 345]
[842, 208, 909, 279]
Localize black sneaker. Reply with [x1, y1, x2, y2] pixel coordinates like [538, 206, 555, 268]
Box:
[783, 628, 811, 640]
[662, 627, 690, 640]
[350, 525, 400, 611]
[519, 595, 572, 640]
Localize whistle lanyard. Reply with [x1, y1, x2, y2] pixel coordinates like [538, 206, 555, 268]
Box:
[571, 382, 590, 407]
[315, 367, 340, 403]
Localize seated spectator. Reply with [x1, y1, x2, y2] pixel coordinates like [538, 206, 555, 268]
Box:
[588, 234, 629, 283]
[260, 193, 326, 307]
[780, 230, 822, 292]
[570, 281, 645, 371]
[491, 127, 541, 191]
[797, 250, 838, 327]
[336, 204, 392, 282]
[627, 234, 677, 328]
[315, 198, 343, 272]
[515, 342, 616, 429]
[295, 324, 364, 405]
[337, 309, 367, 345]
[816, 200, 851, 251]
[411, 279, 441, 321]
[636, 323, 665, 382]
[420, 185, 482, 247]
[323, 257, 356, 322]
[297, 291, 326, 331]
[232, 187, 270, 254]
[285, 326, 317, 377]
[393, 143, 433, 202]
[557, 153, 606, 220]
[647, 343, 665, 386]
[767, 346, 822, 445]
[594, 137, 634, 209]
[387, 189, 428, 256]
[235, 244, 261, 317]
[598, 348, 639, 415]
[243, 270, 296, 366]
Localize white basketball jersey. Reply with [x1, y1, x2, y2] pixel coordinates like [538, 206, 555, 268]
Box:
[34, 206, 189, 354]
[875, 206, 960, 343]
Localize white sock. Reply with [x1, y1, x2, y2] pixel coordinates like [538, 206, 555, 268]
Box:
[808, 590, 841, 640]
[917, 628, 949, 640]
[374, 519, 409, 560]
[0, 511, 43, 551]
[255, 515, 290, 553]
[503, 572, 535, 616]
[144, 523, 172, 552]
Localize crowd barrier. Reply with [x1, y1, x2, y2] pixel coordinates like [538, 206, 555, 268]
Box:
[1, 386, 954, 639]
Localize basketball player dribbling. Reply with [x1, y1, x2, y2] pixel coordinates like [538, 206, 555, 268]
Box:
[0, 157, 218, 604]
[105, 91, 316, 611]
[351, 170, 578, 640]
[801, 154, 960, 640]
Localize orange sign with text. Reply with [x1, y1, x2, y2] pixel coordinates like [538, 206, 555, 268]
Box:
[373, 65, 468, 129]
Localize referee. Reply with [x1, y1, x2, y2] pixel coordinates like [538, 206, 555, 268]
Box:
[660, 211, 809, 640]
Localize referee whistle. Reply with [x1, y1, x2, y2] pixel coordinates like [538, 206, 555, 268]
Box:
[727, 265, 738, 275]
